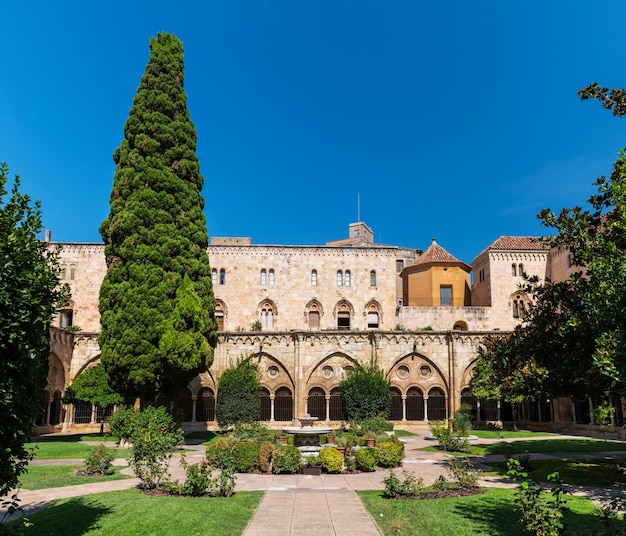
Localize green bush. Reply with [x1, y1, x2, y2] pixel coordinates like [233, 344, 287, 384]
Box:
[446, 457, 479, 488]
[319, 447, 343, 473]
[382, 469, 423, 498]
[356, 414, 394, 437]
[233, 421, 274, 443]
[206, 438, 233, 469]
[167, 455, 236, 497]
[339, 362, 391, 422]
[83, 444, 114, 475]
[375, 441, 403, 468]
[430, 421, 471, 453]
[355, 448, 377, 472]
[259, 441, 274, 473]
[272, 445, 302, 474]
[216, 356, 262, 427]
[231, 441, 260, 473]
[452, 405, 473, 436]
[108, 405, 184, 489]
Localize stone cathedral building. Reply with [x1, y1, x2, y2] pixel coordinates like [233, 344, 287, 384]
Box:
[39, 221, 617, 434]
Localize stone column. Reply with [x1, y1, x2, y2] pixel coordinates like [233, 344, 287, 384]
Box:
[476, 400, 482, 424]
[270, 394, 276, 422]
[90, 403, 97, 424]
[423, 395, 429, 422]
[496, 400, 502, 422]
[191, 396, 197, 422]
[401, 394, 407, 422]
[325, 395, 331, 422]
[304, 395, 309, 415]
[45, 397, 52, 425]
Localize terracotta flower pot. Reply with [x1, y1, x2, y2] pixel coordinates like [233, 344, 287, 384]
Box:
[366, 438, 375, 447]
[278, 436, 287, 444]
[326, 435, 334, 444]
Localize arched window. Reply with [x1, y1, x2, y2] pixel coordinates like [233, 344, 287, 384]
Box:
[370, 270, 377, 287]
[311, 270, 317, 286]
[215, 303, 225, 331]
[518, 263, 524, 275]
[427, 388, 446, 420]
[329, 388, 345, 421]
[69, 264, 76, 280]
[512, 264, 517, 276]
[336, 270, 343, 286]
[406, 387, 424, 420]
[344, 270, 351, 287]
[275, 387, 294, 421]
[390, 387, 403, 420]
[219, 269, 225, 285]
[453, 321, 468, 331]
[307, 388, 326, 420]
[60, 265, 67, 280]
[269, 269, 275, 286]
[197, 388, 215, 421]
[260, 388, 271, 420]
[211, 268, 217, 286]
[260, 269, 267, 286]
[259, 300, 275, 329]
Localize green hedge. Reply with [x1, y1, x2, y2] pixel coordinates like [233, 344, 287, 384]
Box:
[272, 445, 301, 474]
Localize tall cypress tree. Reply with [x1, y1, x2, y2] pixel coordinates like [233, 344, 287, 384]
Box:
[99, 33, 216, 402]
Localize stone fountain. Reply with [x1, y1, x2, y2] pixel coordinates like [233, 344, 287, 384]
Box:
[282, 414, 332, 455]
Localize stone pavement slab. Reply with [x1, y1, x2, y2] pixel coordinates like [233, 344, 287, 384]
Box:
[242, 490, 382, 536]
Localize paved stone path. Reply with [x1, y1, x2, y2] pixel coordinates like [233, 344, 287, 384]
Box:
[3, 430, 625, 535]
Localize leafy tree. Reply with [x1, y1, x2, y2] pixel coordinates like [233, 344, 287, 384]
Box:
[339, 361, 391, 422]
[216, 356, 262, 427]
[98, 33, 217, 403]
[472, 80, 626, 405]
[62, 363, 125, 408]
[0, 163, 69, 498]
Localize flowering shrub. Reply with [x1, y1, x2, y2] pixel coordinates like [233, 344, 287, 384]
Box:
[83, 444, 114, 475]
[108, 405, 184, 489]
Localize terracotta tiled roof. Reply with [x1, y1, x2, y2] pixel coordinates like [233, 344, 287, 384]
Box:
[414, 240, 462, 265]
[405, 239, 470, 273]
[487, 236, 547, 251]
[472, 236, 548, 264]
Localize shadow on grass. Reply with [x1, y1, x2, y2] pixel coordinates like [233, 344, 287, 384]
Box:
[31, 433, 114, 444]
[482, 439, 626, 456]
[9, 497, 111, 535]
[452, 492, 620, 536]
[184, 430, 218, 444]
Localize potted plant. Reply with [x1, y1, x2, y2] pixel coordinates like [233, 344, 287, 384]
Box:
[326, 433, 335, 445]
[302, 456, 323, 475]
[334, 434, 348, 454]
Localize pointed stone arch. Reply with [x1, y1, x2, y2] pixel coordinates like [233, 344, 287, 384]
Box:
[333, 300, 354, 330]
[304, 299, 324, 330]
[215, 299, 227, 331]
[364, 299, 382, 329]
[257, 299, 278, 329]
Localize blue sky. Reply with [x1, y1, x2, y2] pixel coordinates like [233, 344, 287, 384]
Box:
[2, 1, 626, 264]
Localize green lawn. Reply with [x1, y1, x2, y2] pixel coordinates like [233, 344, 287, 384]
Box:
[20, 466, 130, 490]
[420, 438, 626, 457]
[9, 489, 263, 535]
[27, 441, 132, 460]
[392, 429, 417, 438]
[358, 488, 622, 536]
[470, 429, 556, 439]
[487, 457, 626, 488]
